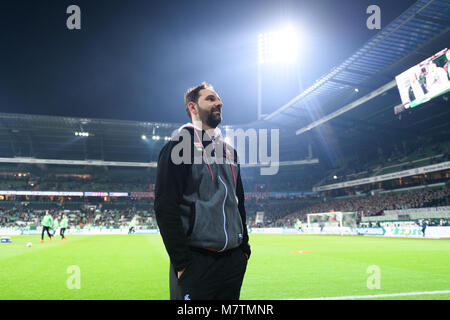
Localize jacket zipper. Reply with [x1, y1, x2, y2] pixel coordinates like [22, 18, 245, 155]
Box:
[218, 175, 229, 252]
[237, 198, 244, 239]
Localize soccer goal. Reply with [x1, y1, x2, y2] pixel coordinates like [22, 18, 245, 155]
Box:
[306, 212, 357, 235]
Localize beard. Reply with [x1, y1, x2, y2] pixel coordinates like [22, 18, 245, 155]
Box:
[197, 105, 222, 128]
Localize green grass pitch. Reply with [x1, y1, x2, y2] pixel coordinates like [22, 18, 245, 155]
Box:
[0, 234, 449, 300]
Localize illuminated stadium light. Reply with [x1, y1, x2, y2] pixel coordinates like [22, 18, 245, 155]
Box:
[354, 88, 359, 92]
[258, 25, 299, 65]
[141, 135, 147, 140]
[257, 25, 300, 119]
[164, 136, 171, 141]
[152, 135, 160, 140]
[74, 131, 89, 137]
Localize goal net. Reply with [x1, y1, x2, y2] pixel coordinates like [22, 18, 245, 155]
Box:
[306, 212, 357, 235]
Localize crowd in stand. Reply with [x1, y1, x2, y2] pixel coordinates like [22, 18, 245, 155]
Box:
[244, 198, 320, 227]
[278, 186, 450, 227]
[1, 186, 449, 230]
[0, 203, 156, 229]
[322, 137, 450, 186]
[0, 173, 152, 192]
[1, 186, 449, 229]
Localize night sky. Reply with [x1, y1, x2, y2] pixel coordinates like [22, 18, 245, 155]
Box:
[0, 0, 417, 125]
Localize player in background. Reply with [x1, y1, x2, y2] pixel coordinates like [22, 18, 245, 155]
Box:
[319, 220, 325, 233]
[52, 216, 59, 237]
[60, 215, 68, 242]
[128, 217, 137, 234]
[417, 219, 428, 237]
[422, 219, 428, 237]
[41, 210, 53, 243]
[295, 219, 303, 233]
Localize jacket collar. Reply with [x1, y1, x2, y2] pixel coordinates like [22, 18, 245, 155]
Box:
[177, 122, 222, 141]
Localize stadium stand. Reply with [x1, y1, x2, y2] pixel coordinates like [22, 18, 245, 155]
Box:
[1, 0, 449, 233]
[278, 185, 450, 227]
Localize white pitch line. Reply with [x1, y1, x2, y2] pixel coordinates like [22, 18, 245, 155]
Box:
[292, 290, 450, 300]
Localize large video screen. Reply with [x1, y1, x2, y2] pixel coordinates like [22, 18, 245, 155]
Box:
[395, 48, 450, 114]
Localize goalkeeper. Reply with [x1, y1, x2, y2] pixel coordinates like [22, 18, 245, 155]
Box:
[41, 210, 53, 243]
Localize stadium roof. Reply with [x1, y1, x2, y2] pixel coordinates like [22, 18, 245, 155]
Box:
[260, 0, 450, 133]
[0, 112, 181, 163]
[1, 0, 449, 167]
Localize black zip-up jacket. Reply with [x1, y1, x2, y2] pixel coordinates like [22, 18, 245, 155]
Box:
[154, 124, 251, 272]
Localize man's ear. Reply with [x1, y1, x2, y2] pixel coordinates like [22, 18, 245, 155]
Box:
[188, 101, 198, 118]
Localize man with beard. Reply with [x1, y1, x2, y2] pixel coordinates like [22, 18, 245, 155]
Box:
[155, 82, 251, 300]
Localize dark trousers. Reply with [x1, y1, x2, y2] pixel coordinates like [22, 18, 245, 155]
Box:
[60, 228, 66, 239]
[41, 226, 52, 240]
[169, 247, 248, 300]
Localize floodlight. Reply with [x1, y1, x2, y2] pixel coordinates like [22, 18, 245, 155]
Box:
[258, 25, 299, 64]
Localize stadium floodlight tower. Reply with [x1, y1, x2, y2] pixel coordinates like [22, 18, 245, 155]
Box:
[257, 25, 299, 120]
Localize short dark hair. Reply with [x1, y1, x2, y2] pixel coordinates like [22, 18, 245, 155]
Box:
[184, 82, 214, 119]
